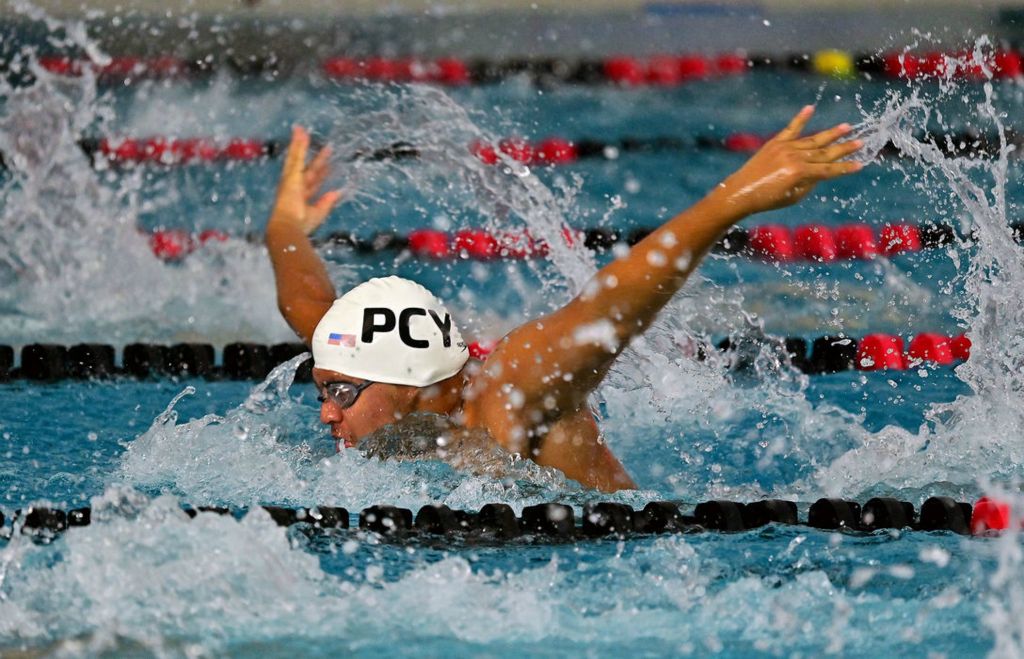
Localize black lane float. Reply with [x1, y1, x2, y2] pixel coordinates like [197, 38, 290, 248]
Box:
[0, 496, 980, 543]
[0, 332, 971, 383]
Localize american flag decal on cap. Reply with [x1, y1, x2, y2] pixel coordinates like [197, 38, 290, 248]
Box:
[327, 333, 356, 347]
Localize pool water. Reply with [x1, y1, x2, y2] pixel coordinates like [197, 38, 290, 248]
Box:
[1, 19, 1024, 657]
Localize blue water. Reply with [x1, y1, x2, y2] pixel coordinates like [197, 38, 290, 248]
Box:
[1, 31, 1023, 657]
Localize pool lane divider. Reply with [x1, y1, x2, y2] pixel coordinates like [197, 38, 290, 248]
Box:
[151, 218, 1005, 264]
[60, 129, 1015, 170]
[311, 220, 958, 262]
[0, 333, 971, 382]
[23, 49, 1024, 86]
[1, 496, 1010, 541]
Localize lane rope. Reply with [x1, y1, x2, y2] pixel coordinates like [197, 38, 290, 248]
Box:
[0, 333, 971, 382]
[57, 130, 1021, 169]
[21, 49, 1024, 86]
[148, 219, 1002, 264]
[0, 495, 999, 540]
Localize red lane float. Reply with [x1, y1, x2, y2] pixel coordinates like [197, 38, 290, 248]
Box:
[678, 55, 713, 79]
[954, 51, 986, 80]
[433, 58, 471, 85]
[972, 497, 1012, 534]
[745, 222, 932, 262]
[855, 334, 907, 370]
[950, 333, 972, 361]
[749, 225, 795, 261]
[364, 57, 414, 82]
[149, 229, 195, 261]
[322, 57, 471, 85]
[603, 57, 646, 85]
[454, 229, 499, 259]
[881, 49, 1022, 80]
[149, 228, 229, 260]
[794, 225, 837, 262]
[715, 53, 749, 75]
[604, 54, 741, 86]
[919, 52, 947, 78]
[723, 132, 767, 152]
[884, 53, 921, 79]
[470, 138, 575, 166]
[907, 333, 954, 365]
[497, 138, 534, 164]
[468, 340, 497, 359]
[880, 224, 922, 255]
[994, 51, 1024, 78]
[850, 332, 971, 371]
[498, 230, 547, 258]
[407, 229, 451, 259]
[647, 55, 683, 85]
[99, 138, 269, 164]
[534, 138, 578, 164]
[835, 224, 879, 259]
[39, 56, 187, 78]
[470, 141, 499, 165]
[854, 333, 971, 371]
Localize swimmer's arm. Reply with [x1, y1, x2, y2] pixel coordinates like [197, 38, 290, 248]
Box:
[265, 126, 343, 344]
[479, 107, 863, 435]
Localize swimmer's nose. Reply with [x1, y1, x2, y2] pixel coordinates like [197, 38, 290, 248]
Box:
[320, 398, 344, 424]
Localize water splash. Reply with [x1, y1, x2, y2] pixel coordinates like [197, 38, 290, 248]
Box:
[809, 41, 1024, 496]
[0, 12, 295, 345]
[324, 84, 598, 304]
[118, 354, 662, 510]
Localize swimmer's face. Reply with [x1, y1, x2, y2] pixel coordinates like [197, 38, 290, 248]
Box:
[313, 367, 418, 450]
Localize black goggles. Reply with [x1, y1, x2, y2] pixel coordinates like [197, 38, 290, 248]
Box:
[317, 380, 375, 409]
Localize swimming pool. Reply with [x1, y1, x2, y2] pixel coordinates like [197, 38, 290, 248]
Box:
[2, 11, 1024, 657]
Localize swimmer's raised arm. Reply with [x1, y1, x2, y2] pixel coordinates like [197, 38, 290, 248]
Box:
[265, 126, 343, 344]
[475, 106, 863, 444]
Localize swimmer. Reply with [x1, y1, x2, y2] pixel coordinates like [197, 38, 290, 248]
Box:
[265, 105, 862, 492]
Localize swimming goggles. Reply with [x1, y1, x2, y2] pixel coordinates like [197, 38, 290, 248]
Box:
[317, 380, 375, 409]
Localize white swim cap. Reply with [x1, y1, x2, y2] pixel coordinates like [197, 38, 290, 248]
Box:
[311, 276, 469, 386]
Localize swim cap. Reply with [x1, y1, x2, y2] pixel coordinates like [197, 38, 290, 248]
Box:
[311, 276, 469, 387]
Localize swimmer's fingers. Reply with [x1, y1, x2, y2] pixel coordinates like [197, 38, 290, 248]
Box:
[797, 123, 853, 149]
[805, 139, 863, 163]
[809, 160, 864, 179]
[774, 105, 815, 141]
[282, 126, 310, 187]
[304, 145, 333, 199]
[305, 190, 343, 233]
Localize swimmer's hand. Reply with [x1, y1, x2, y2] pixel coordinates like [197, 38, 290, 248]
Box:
[265, 126, 341, 345]
[713, 105, 863, 218]
[269, 126, 342, 236]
